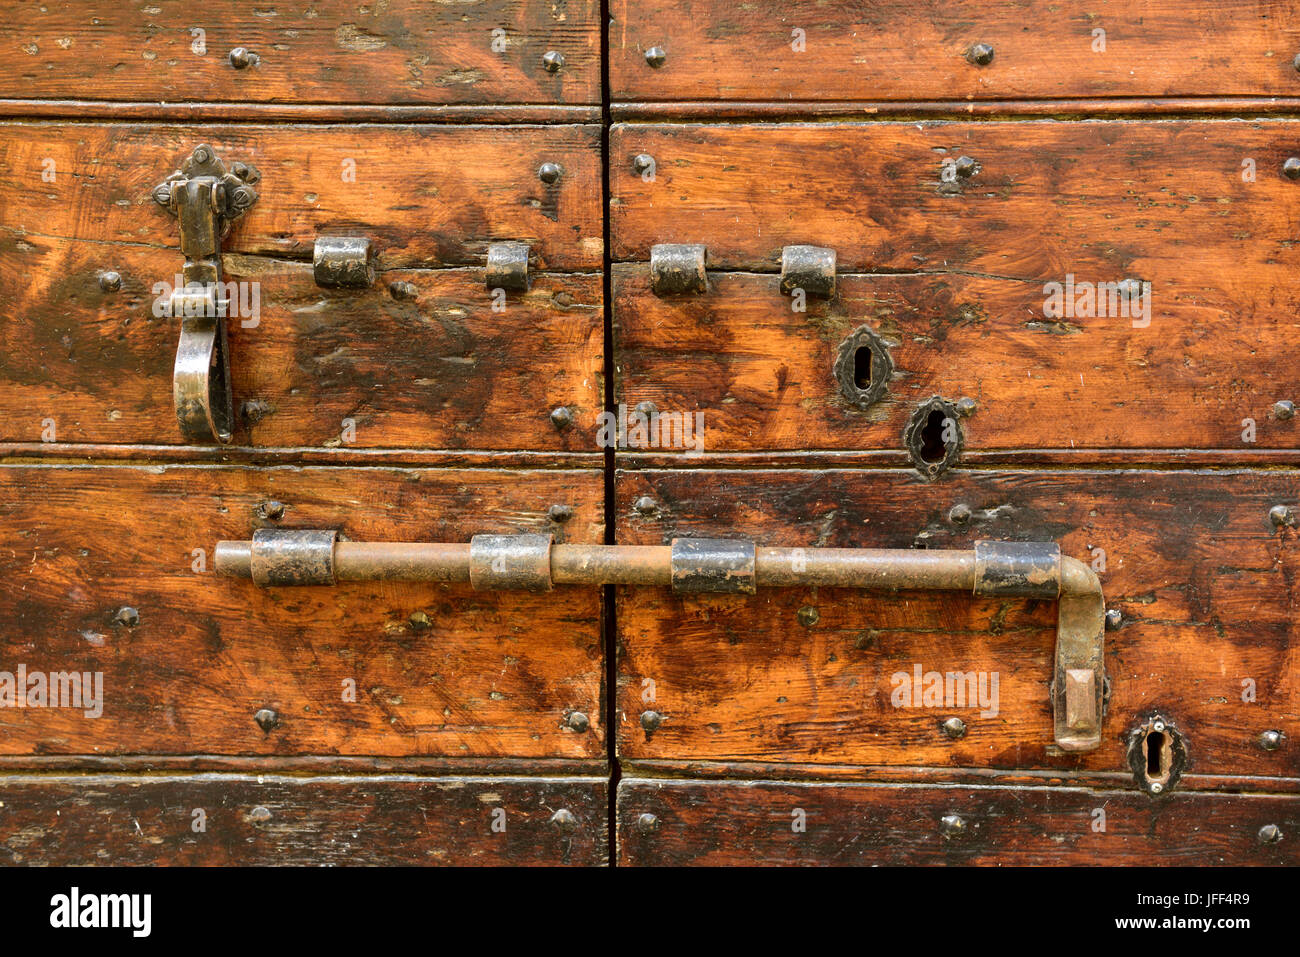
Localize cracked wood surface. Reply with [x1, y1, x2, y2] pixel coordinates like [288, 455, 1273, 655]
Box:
[614, 469, 1300, 780]
[0, 0, 601, 106]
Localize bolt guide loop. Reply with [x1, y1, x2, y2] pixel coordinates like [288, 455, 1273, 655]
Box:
[216, 532, 1107, 751]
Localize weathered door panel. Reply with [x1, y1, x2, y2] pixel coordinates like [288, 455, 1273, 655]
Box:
[0, 464, 604, 762]
[614, 468, 1299, 779]
[0, 775, 608, 866]
[618, 778, 1299, 865]
[0, 2, 601, 106]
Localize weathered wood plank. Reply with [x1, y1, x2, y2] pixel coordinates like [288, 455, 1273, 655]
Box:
[0, 465, 604, 761]
[611, 0, 1300, 102]
[1, 1, 600, 106]
[610, 121, 1300, 281]
[618, 778, 1299, 865]
[2, 123, 603, 270]
[612, 266, 1294, 452]
[615, 468, 1300, 780]
[0, 239, 602, 449]
[0, 774, 608, 866]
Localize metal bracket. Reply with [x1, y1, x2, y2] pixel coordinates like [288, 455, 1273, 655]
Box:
[780, 245, 836, 298]
[152, 144, 260, 444]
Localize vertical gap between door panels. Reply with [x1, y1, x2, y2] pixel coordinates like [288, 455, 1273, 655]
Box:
[599, 0, 621, 867]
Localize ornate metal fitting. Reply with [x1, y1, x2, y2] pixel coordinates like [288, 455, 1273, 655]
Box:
[152, 145, 261, 444]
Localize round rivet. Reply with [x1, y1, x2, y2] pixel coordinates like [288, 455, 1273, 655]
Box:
[229, 47, 258, 69]
[641, 710, 663, 732]
[550, 808, 578, 830]
[566, 711, 590, 733]
[939, 813, 967, 839]
[966, 43, 994, 66]
[547, 504, 574, 523]
[253, 708, 280, 733]
[635, 400, 658, 417]
[192, 146, 211, 165]
[542, 50, 565, 73]
[1258, 730, 1285, 751]
[797, 606, 820, 628]
[645, 46, 667, 68]
[1274, 400, 1296, 421]
[954, 156, 978, 179]
[1294, 52, 1300, 73]
[538, 162, 562, 184]
[941, 717, 967, 739]
[633, 496, 658, 516]
[1269, 504, 1294, 528]
[1105, 609, 1124, 631]
[1258, 823, 1283, 845]
[1150, 781, 1164, 794]
[636, 812, 660, 833]
[258, 500, 286, 522]
[949, 503, 972, 525]
[1152, 720, 1166, 733]
[246, 806, 272, 823]
[409, 611, 431, 632]
[113, 606, 139, 628]
[98, 270, 122, 293]
[633, 153, 655, 174]
[955, 397, 978, 417]
[1285, 158, 1300, 180]
[388, 281, 418, 301]
[550, 406, 574, 430]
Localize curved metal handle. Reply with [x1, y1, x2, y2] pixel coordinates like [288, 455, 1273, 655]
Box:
[215, 531, 1106, 752]
[152, 145, 260, 444]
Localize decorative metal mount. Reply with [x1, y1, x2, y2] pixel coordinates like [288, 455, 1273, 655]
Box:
[152, 145, 260, 444]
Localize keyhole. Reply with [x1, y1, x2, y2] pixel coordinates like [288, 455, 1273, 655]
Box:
[853, 346, 873, 389]
[1145, 731, 1165, 775]
[919, 409, 948, 463]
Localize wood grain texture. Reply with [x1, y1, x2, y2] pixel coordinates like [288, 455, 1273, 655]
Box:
[611, 0, 1300, 102]
[0, 0, 599, 106]
[0, 774, 608, 866]
[0, 238, 602, 449]
[609, 121, 1300, 280]
[618, 778, 1300, 865]
[0, 465, 604, 762]
[612, 266, 1295, 452]
[614, 468, 1300, 780]
[2, 122, 603, 270]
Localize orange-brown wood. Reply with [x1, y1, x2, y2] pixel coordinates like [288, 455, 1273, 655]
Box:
[614, 468, 1300, 781]
[1, 1, 600, 106]
[2, 122, 603, 270]
[611, 0, 1300, 102]
[1, 239, 602, 450]
[0, 774, 608, 865]
[619, 778, 1299, 865]
[0, 464, 604, 762]
[612, 266, 1295, 452]
[610, 121, 1300, 281]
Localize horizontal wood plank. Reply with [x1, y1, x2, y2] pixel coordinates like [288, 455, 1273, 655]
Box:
[611, 0, 1300, 102]
[614, 468, 1300, 780]
[619, 778, 1299, 865]
[2, 123, 603, 270]
[0, 774, 608, 865]
[1, 240, 602, 449]
[0, 465, 605, 761]
[612, 266, 1294, 452]
[1, 1, 600, 106]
